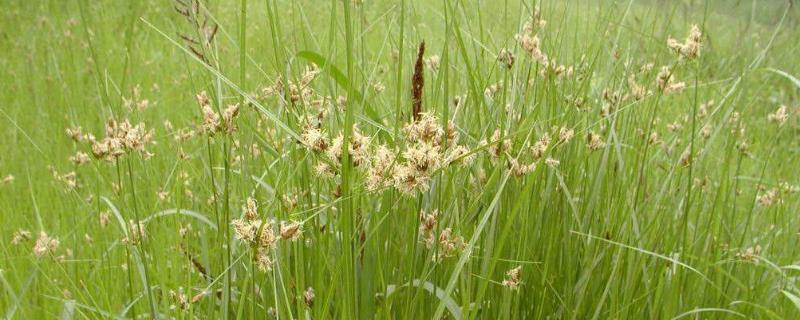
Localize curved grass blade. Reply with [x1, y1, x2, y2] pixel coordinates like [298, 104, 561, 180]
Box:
[142, 208, 217, 230]
[783, 290, 800, 312]
[384, 279, 463, 319]
[767, 68, 800, 89]
[670, 307, 745, 320]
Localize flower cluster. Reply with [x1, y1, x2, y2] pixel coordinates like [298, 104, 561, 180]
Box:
[33, 231, 60, 257]
[418, 209, 438, 247]
[300, 112, 473, 195]
[502, 265, 523, 290]
[230, 197, 304, 271]
[196, 91, 240, 135]
[122, 220, 147, 245]
[261, 64, 320, 104]
[122, 84, 151, 111]
[655, 66, 685, 95]
[667, 25, 702, 60]
[515, 7, 547, 64]
[11, 229, 32, 245]
[392, 113, 472, 194]
[767, 105, 789, 126]
[514, 8, 571, 77]
[87, 118, 155, 161]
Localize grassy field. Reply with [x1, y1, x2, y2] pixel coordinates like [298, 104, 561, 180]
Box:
[1, 0, 799, 318]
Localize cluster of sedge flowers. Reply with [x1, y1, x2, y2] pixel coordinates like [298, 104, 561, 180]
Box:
[514, 7, 571, 78]
[657, 25, 703, 95]
[33, 231, 60, 258]
[655, 66, 686, 95]
[196, 91, 240, 136]
[75, 118, 156, 161]
[122, 220, 147, 245]
[392, 113, 473, 194]
[11, 230, 69, 261]
[767, 105, 790, 126]
[230, 198, 303, 271]
[478, 126, 575, 178]
[261, 65, 321, 105]
[756, 182, 799, 207]
[60, 113, 155, 191]
[502, 265, 523, 290]
[667, 25, 702, 60]
[596, 63, 654, 121]
[300, 112, 474, 195]
[418, 210, 466, 262]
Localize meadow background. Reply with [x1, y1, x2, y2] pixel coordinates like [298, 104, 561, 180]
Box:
[1, 0, 799, 319]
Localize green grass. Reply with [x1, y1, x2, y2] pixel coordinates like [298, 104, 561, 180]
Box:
[1, 0, 800, 319]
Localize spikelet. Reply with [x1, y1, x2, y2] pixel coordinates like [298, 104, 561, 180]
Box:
[69, 152, 90, 166]
[656, 66, 685, 94]
[280, 220, 304, 241]
[89, 118, 155, 161]
[515, 7, 548, 64]
[767, 105, 788, 125]
[300, 125, 329, 152]
[667, 25, 702, 60]
[481, 129, 512, 160]
[558, 127, 575, 144]
[221, 104, 240, 133]
[434, 228, 465, 261]
[33, 231, 60, 257]
[531, 133, 551, 160]
[403, 112, 444, 146]
[11, 229, 32, 245]
[2, 174, 15, 185]
[122, 220, 147, 245]
[502, 266, 523, 290]
[303, 287, 315, 308]
[445, 145, 475, 167]
[255, 247, 273, 271]
[418, 209, 439, 248]
[497, 48, 515, 69]
[366, 145, 396, 191]
[587, 132, 606, 151]
[509, 158, 536, 177]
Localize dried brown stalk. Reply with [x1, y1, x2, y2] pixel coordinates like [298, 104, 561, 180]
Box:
[411, 41, 426, 122]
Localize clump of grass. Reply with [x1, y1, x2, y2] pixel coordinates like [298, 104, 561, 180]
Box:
[1, 1, 800, 319]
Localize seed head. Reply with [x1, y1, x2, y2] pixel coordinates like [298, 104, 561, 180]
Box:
[122, 220, 147, 245]
[303, 287, 315, 308]
[243, 197, 258, 220]
[69, 152, 90, 166]
[418, 209, 439, 247]
[436, 228, 465, 260]
[558, 127, 575, 144]
[502, 266, 523, 290]
[33, 232, 59, 257]
[497, 48, 515, 69]
[255, 247, 273, 272]
[767, 105, 789, 125]
[300, 126, 329, 152]
[667, 24, 702, 60]
[509, 158, 536, 177]
[587, 132, 605, 151]
[11, 229, 32, 245]
[656, 66, 685, 94]
[280, 220, 304, 241]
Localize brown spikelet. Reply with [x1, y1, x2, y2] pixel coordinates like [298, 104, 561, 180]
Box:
[180, 245, 212, 281]
[411, 41, 426, 122]
[174, 0, 218, 65]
